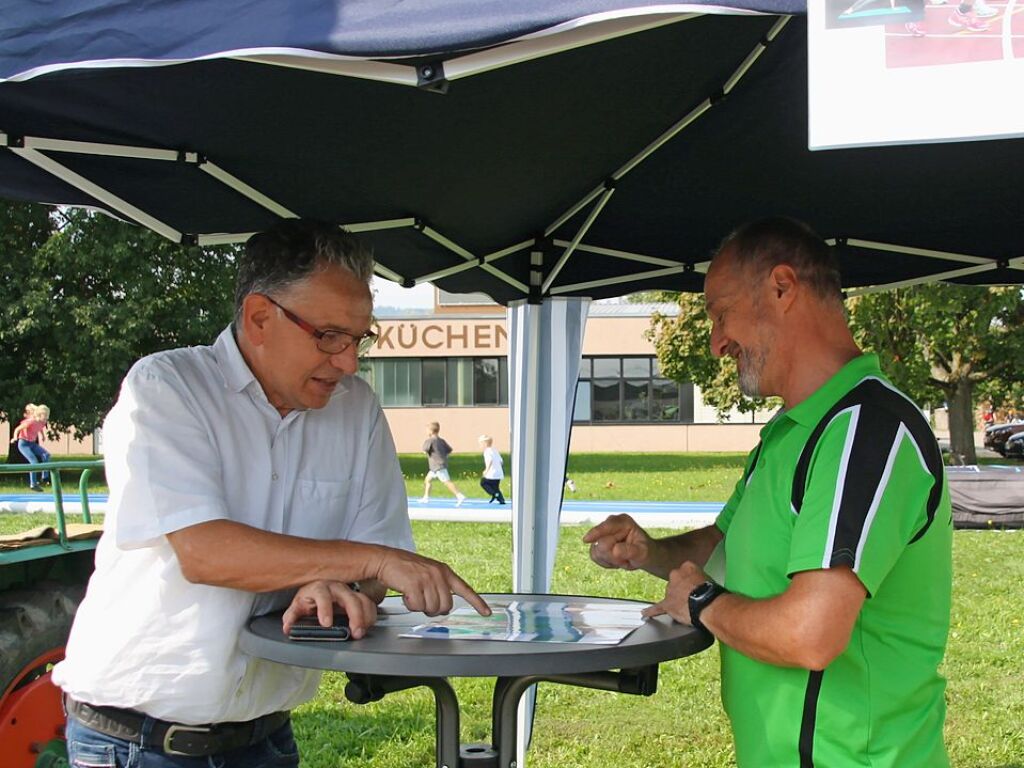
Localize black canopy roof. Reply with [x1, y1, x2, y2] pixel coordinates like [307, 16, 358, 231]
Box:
[1, 1, 1020, 302]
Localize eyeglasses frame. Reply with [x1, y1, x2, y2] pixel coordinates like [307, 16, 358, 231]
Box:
[260, 294, 378, 356]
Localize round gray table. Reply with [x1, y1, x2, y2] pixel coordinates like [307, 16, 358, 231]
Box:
[242, 593, 712, 768]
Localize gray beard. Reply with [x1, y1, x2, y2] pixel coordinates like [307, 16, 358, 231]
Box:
[737, 346, 767, 398]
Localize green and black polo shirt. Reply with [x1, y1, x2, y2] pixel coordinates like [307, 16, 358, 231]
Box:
[715, 354, 952, 768]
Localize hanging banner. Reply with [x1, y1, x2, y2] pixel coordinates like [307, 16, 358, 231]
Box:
[808, 0, 1024, 149]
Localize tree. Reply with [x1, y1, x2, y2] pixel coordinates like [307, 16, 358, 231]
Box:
[0, 201, 59, 432]
[647, 280, 1024, 464]
[0, 206, 238, 436]
[647, 292, 780, 419]
[848, 284, 1024, 464]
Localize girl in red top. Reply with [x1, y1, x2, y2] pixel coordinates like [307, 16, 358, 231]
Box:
[11, 403, 51, 491]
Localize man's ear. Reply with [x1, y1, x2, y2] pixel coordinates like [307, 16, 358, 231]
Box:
[769, 265, 798, 311]
[241, 293, 273, 346]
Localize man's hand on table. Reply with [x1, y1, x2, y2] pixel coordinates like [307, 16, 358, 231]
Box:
[641, 561, 707, 625]
[282, 580, 377, 638]
[374, 547, 492, 617]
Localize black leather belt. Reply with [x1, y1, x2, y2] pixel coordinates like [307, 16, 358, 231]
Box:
[64, 696, 290, 757]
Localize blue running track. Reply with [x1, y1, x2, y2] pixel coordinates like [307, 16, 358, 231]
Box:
[0, 495, 724, 528]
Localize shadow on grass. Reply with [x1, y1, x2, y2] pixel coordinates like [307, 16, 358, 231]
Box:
[292, 701, 436, 764]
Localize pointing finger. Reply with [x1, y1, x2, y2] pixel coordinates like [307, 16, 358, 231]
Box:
[449, 573, 491, 616]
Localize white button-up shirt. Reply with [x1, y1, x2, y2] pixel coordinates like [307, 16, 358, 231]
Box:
[53, 327, 414, 724]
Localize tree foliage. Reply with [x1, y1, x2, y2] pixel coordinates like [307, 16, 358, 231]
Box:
[0, 204, 238, 436]
[647, 280, 1024, 463]
[849, 284, 1024, 462]
[0, 201, 57, 431]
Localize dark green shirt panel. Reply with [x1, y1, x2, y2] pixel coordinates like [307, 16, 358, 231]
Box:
[786, 416, 937, 597]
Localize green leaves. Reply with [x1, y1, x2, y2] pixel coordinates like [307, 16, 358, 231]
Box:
[645, 282, 1024, 462]
[647, 294, 779, 419]
[848, 283, 1024, 403]
[0, 204, 237, 435]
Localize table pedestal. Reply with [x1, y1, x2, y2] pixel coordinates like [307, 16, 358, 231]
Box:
[344, 665, 659, 768]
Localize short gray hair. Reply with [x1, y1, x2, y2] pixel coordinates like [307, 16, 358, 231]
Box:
[716, 217, 843, 308]
[235, 219, 374, 320]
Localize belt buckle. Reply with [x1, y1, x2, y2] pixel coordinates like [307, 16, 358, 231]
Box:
[163, 723, 213, 757]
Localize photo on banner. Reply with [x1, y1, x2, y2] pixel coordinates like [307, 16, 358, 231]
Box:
[808, 0, 1024, 149]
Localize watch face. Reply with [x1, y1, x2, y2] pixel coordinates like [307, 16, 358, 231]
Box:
[691, 581, 715, 601]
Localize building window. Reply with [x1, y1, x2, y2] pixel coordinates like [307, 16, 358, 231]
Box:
[422, 359, 446, 405]
[361, 357, 508, 407]
[474, 358, 500, 405]
[447, 358, 473, 406]
[574, 355, 694, 424]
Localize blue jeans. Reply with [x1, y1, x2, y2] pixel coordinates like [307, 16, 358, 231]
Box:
[65, 713, 300, 768]
[17, 438, 50, 486]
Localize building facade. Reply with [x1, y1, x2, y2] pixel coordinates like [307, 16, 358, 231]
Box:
[362, 292, 772, 454]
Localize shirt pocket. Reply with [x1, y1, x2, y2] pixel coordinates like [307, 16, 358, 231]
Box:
[293, 478, 352, 538]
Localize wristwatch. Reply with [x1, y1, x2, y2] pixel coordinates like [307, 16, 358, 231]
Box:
[688, 580, 728, 635]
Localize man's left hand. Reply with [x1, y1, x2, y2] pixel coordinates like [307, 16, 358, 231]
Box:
[281, 580, 378, 639]
[642, 561, 707, 624]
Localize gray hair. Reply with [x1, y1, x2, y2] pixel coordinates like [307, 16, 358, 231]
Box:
[234, 219, 374, 320]
[715, 217, 843, 308]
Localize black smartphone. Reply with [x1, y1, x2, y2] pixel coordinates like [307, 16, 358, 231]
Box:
[288, 614, 352, 641]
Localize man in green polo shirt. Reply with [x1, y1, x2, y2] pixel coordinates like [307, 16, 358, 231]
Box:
[584, 217, 952, 768]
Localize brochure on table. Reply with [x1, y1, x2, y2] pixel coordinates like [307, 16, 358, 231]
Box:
[401, 598, 649, 645]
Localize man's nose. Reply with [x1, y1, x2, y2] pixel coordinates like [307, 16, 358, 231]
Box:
[328, 344, 359, 374]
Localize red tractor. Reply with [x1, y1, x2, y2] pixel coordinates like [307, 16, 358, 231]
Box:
[0, 461, 103, 768]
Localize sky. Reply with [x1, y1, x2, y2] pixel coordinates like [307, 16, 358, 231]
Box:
[371, 276, 435, 309]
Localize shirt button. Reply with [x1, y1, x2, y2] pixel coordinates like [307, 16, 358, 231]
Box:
[272, 473, 279, 481]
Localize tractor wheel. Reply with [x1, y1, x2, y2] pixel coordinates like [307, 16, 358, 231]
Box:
[0, 582, 84, 768]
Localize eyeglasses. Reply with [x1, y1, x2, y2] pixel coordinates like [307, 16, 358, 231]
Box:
[261, 294, 378, 356]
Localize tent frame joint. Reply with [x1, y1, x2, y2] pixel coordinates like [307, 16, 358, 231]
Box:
[416, 61, 449, 94]
[177, 150, 203, 164]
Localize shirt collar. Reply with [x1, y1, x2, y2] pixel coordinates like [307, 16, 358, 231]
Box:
[782, 353, 883, 428]
[213, 325, 259, 394]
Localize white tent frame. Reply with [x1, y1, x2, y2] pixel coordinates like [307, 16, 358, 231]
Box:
[5, 12, 1018, 300]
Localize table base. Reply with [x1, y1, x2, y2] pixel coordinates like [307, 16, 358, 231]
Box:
[345, 665, 659, 768]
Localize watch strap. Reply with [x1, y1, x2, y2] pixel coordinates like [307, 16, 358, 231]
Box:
[689, 581, 728, 634]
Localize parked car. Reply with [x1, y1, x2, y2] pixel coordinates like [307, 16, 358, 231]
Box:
[1005, 431, 1024, 459]
[984, 422, 1024, 455]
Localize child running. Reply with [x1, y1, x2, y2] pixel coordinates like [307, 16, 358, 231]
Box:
[478, 435, 505, 504]
[420, 422, 466, 506]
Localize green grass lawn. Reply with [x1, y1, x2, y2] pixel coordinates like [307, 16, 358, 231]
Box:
[5, 510, 1019, 767]
[2, 451, 1021, 766]
[289, 523, 1024, 768]
[0, 452, 747, 501]
[399, 452, 748, 503]
[1, 450, 1016, 501]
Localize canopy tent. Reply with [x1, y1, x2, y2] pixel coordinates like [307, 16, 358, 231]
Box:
[3, 1, 1023, 304]
[3, 2, 1023, 763]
